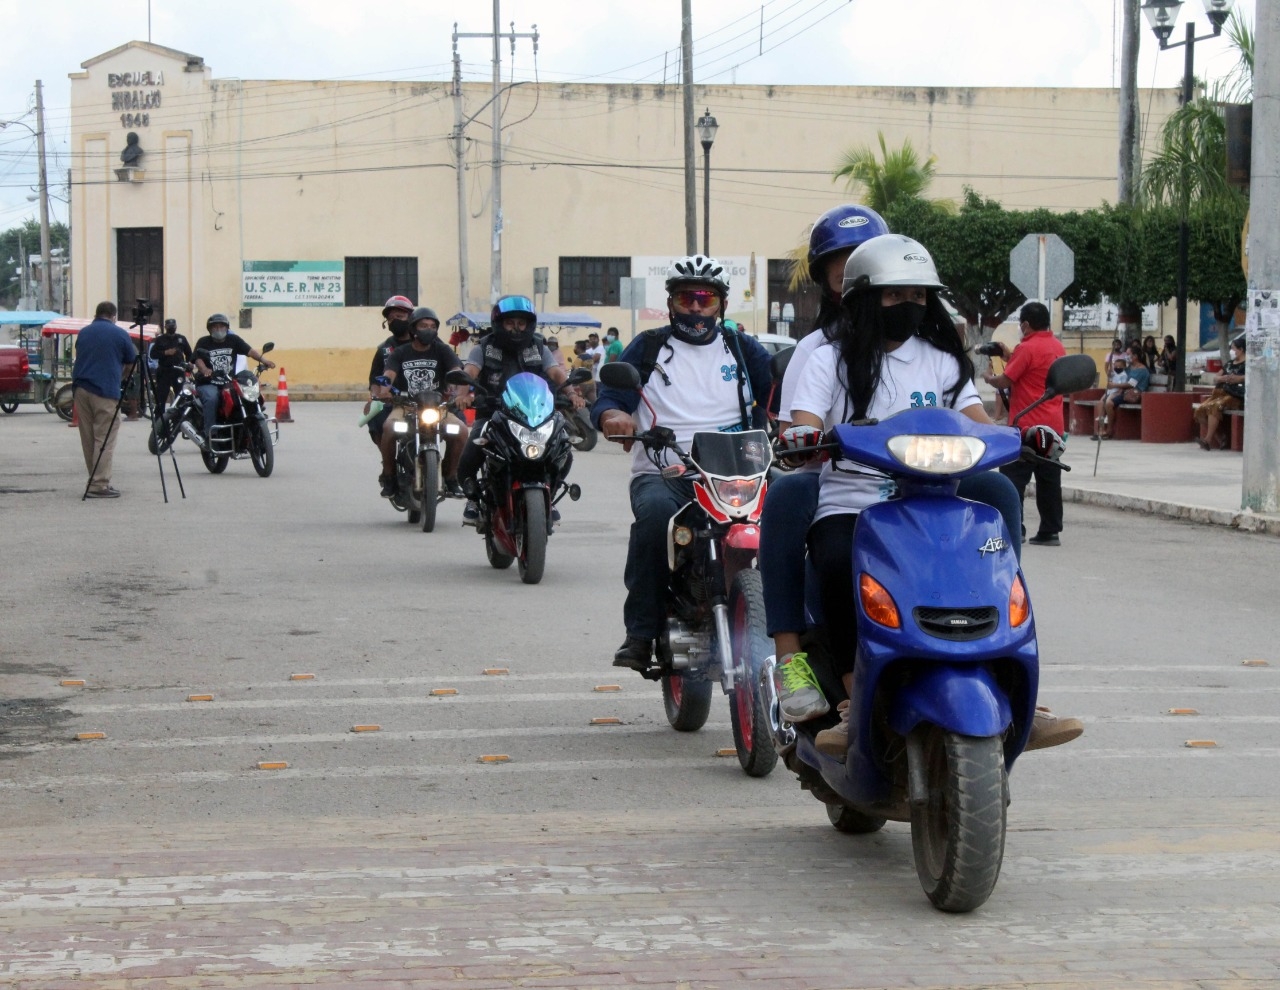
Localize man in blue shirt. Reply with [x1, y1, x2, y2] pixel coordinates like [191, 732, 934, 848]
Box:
[72, 301, 139, 498]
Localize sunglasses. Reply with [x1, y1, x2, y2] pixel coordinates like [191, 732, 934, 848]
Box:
[673, 289, 720, 308]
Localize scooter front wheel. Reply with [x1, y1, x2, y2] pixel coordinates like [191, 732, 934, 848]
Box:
[662, 673, 712, 732]
[909, 729, 1006, 913]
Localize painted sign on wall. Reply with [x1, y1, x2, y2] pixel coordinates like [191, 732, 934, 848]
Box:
[242, 261, 344, 307]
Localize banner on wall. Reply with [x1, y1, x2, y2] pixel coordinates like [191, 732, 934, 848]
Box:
[242, 261, 344, 307]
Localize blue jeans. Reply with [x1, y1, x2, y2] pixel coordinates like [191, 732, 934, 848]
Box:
[759, 469, 1023, 638]
[622, 473, 694, 640]
[196, 384, 221, 442]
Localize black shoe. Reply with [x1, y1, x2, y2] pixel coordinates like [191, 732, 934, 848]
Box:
[1027, 532, 1060, 547]
[612, 636, 653, 672]
[379, 475, 396, 498]
[443, 476, 465, 498]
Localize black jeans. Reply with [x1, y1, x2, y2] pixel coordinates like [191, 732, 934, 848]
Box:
[999, 458, 1063, 537]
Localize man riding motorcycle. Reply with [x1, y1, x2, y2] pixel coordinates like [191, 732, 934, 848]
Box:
[191, 313, 275, 448]
[592, 254, 772, 674]
[377, 306, 469, 497]
[456, 295, 581, 524]
[148, 317, 192, 415]
[366, 294, 415, 493]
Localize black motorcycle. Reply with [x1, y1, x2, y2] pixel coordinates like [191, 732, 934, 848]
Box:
[380, 382, 466, 532]
[557, 393, 598, 451]
[447, 368, 586, 585]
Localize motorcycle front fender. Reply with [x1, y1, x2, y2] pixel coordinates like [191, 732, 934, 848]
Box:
[886, 664, 1012, 740]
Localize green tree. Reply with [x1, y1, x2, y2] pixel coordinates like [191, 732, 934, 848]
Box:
[0, 219, 70, 309]
[833, 132, 938, 214]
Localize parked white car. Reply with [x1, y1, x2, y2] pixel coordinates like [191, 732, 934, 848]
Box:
[748, 333, 797, 355]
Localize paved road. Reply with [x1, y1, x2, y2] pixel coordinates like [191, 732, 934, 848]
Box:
[1, 404, 1277, 989]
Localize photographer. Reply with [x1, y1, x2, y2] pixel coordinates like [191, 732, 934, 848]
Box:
[71, 301, 138, 498]
[191, 313, 276, 448]
[148, 317, 192, 415]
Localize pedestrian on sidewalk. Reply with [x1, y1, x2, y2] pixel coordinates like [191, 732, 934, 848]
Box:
[71, 301, 138, 499]
[983, 301, 1067, 546]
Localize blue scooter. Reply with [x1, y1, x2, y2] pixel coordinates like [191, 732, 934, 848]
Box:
[770, 354, 1096, 912]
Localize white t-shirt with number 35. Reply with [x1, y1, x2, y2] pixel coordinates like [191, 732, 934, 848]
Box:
[791, 335, 981, 522]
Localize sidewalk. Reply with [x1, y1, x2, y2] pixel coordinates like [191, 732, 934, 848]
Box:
[1055, 435, 1280, 536]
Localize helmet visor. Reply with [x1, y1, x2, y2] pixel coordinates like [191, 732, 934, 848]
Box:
[495, 296, 535, 319]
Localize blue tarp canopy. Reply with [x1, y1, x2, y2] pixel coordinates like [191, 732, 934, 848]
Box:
[446, 311, 602, 330]
[0, 310, 64, 326]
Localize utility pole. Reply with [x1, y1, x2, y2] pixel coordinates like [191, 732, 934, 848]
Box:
[681, 0, 697, 255]
[34, 79, 53, 312]
[454, 4, 537, 305]
[1117, 0, 1140, 206]
[1243, 1, 1280, 513]
[450, 45, 470, 312]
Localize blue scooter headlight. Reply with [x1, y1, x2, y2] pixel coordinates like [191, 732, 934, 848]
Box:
[886, 434, 985, 474]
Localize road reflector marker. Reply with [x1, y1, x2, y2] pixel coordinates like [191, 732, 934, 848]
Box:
[59, 679, 86, 687]
[1184, 740, 1218, 748]
[257, 761, 289, 770]
[716, 748, 737, 757]
[483, 668, 509, 676]
[75, 732, 106, 741]
[1242, 659, 1269, 667]
[1168, 708, 1199, 715]
[289, 673, 316, 681]
[351, 724, 381, 733]
[594, 685, 622, 692]
[590, 717, 622, 725]
[186, 694, 214, 702]
[430, 688, 458, 696]
[478, 754, 510, 763]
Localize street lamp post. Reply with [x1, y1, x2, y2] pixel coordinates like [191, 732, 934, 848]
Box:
[0, 101, 53, 313]
[1141, 0, 1234, 391]
[696, 109, 718, 257]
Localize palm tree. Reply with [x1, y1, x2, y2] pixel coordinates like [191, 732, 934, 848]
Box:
[832, 132, 937, 214]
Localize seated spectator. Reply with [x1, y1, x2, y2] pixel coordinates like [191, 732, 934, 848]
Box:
[1104, 338, 1125, 377]
[1095, 352, 1149, 439]
[1194, 337, 1246, 450]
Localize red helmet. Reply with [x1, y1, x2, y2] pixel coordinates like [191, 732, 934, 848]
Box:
[381, 295, 415, 318]
[1023, 425, 1065, 462]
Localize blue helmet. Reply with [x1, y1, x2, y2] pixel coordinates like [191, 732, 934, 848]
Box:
[807, 204, 890, 283]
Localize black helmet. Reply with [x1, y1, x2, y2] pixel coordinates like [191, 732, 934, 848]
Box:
[206, 313, 231, 330]
[411, 306, 440, 341]
[163, 318, 178, 332]
[491, 295, 537, 346]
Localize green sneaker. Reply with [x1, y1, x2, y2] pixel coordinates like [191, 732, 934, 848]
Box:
[773, 652, 830, 722]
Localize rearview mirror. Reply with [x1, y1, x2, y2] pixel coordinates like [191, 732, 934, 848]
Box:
[599, 362, 641, 391]
[1045, 354, 1097, 396]
[446, 368, 476, 388]
[261, 341, 275, 354]
[566, 368, 592, 386]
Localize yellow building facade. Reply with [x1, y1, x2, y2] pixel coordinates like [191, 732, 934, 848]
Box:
[69, 41, 1181, 391]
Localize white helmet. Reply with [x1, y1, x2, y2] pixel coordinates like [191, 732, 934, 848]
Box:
[665, 254, 730, 296]
[842, 234, 945, 298]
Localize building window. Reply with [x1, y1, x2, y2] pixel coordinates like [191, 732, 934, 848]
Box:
[345, 256, 419, 308]
[558, 257, 630, 307]
[767, 259, 821, 339]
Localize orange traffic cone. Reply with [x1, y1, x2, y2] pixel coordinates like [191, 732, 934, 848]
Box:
[274, 367, 294, 423]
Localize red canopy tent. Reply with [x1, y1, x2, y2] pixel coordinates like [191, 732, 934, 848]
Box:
[40, 317, 159, 343]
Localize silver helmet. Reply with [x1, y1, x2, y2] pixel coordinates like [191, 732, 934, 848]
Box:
[665, 254, 730, 295]
[841, 234, 945, 298]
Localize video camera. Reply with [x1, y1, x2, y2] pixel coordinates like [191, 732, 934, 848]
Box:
[131, 298, 155, 325]
[975, 341, 1004, 358]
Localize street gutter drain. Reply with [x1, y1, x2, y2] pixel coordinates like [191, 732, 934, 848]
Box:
[351, 724, 381, 733]
[478, 754, 510, 763]
[1168, 708, 1199, 715]
[187, 694, 214, 702]
[483, 668, 509, 675]
[257, 761, 289, 770]
[60, 679, 86, 687]
[430, 688, 458, 696]
[590, 717, 622, 725]
[1184, 740, 1218, 748]
[290, 673, 316, 681]
[594, 685, 621, 692]
[75, 732, 106, 741]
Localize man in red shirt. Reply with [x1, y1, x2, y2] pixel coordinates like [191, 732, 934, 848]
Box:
[983, 301, 1067, 547]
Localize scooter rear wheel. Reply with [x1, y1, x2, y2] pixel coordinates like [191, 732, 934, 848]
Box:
[909, 729, 1006, 913]
[661, 673, 712, 732]
[727, 570, 777, 777]
[825, 802, 886, 834]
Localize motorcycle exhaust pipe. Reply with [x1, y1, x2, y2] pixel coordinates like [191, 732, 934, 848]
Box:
[179, 422, 201, 443]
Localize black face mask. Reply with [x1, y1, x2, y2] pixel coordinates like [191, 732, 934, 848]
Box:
[881, 301, 927, 343]
[671, 311, 718, 345]
[415, 327, 438, 345]
[389, 318, 411, 339]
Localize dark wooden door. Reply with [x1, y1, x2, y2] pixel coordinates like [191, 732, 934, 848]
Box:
[767, 259, 821, 340]
[116, 227, 164, 326]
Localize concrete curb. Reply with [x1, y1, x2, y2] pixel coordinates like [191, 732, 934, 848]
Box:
[1062, 485, 1280, 537]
